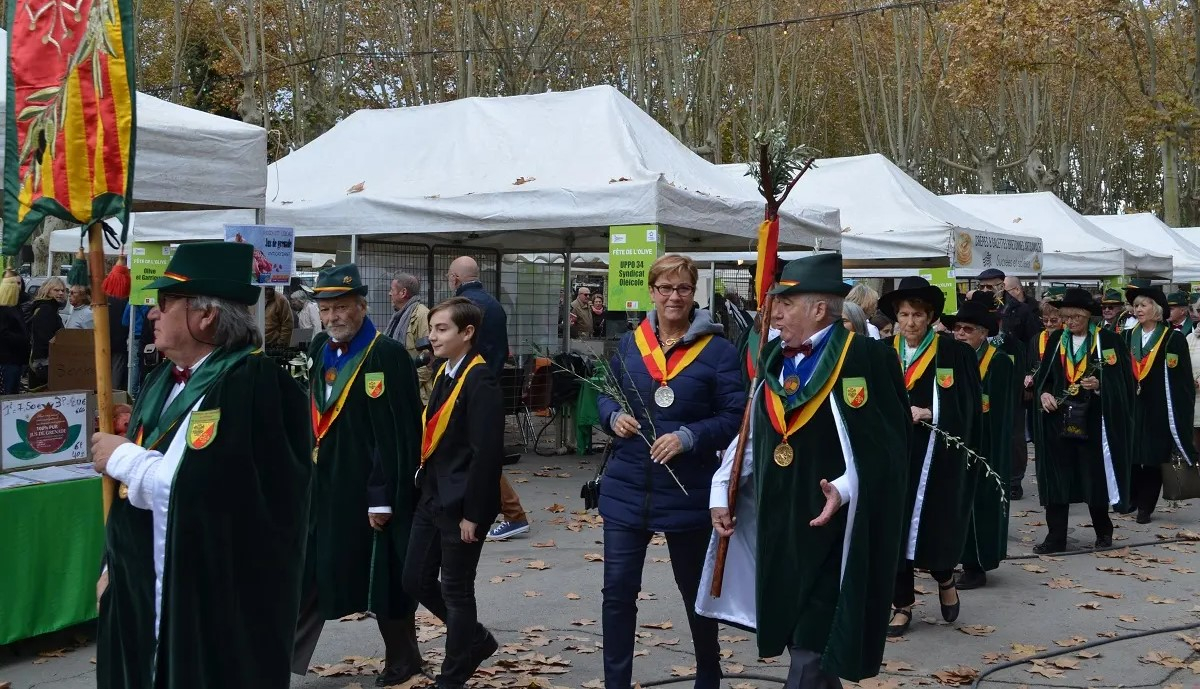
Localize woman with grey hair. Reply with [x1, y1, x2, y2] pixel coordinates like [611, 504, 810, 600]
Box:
[841, 301, 869, 334]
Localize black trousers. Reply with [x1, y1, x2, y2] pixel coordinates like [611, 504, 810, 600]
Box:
[784, 647, 841, 689]
[892, 562, 953, 609]
[402, 501, 490, 685]
[1044, 502, 1112, 545]
[291, 582, 420, 675]
[601, 524, 722, 689]
[1011, 404, 1030, 488]
[1130, 465, 1164, 515]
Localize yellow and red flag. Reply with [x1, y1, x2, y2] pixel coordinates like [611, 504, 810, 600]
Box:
[754, 217, 778, 304]
[3, 0, 136, 255]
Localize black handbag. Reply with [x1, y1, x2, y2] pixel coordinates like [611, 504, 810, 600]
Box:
[1060, 394, 1090, 441]
[580, 440, 612, 510]
[1162, 454, 1200, 500]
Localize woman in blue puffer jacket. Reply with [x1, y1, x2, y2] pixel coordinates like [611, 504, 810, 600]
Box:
[597, 254, 743, 689]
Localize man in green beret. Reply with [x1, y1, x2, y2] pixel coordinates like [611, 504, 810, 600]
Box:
[1099, 289, 1126, 332]
[292, 264, 426, 686]
[1166, 291, 1193, 335]
[91, 242, 313, 689]
[698, 253, 911, 687]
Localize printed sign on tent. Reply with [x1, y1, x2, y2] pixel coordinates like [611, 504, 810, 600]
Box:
[1, 391, 94, 472]
[128, 242, 174, 306]
[224, 224, 295, 285]
[608, 225, 664, 311]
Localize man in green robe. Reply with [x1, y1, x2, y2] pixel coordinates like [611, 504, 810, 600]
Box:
[1032, 288, 1134, 553]
[91, 242, 312, 689]
[697, 253, 911, 688]
[1099, 289, 1126, 332]
[292, 264, 426, 687]
[1166, 291, 1194, 336]
[942, 292, 1015, 590]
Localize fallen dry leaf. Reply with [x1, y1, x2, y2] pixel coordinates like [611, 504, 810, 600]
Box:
[640, 621, 674, 630]
[638, 592, 656, 600]
[338, 612, 369, 622]
[346, 182, 365, 194]
[856, 679, 903, 689]
[489, 576, 506, 584]
[958, 624, 996, 637]
[1081, 589, 1123, 599]
[1147, 594, 1179, 604]
[718, 634, 748, 643]
[565, 593, 581, 600]
[513, 176, 536, 185]
[545, 503, 565, 513]
[1076, 601, 1102, 610]
[1052, 658, 1081, 670]
[881, 659, 914, 672]
[582, 680, 604, 689]
[1077, 650, 1101, 659]
[531, 540, 556, 548]
[930, 665, 978, 686]
[1119, 614, 1138, 623]
[1027, 664, 1064, 678]
[670, 666, 696, 677]
[527, 561, 551, 571]
[584, 553, 605, 562]
[1045, 577, 1078, 589]
[640, 636, 679, 647]
[1022, 564, 1048, 573]
[524, 591, 542, 598]
[570, 619, 596, 626]
[1010, 643, 1047, 658]
[723, 663, 745, 675]
[1054, 636, 1087, 647]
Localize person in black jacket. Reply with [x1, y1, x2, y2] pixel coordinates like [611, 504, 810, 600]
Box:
[0, 278, 30, 394]
[28, 277, 66, 390]
[403, 297, 502, 689]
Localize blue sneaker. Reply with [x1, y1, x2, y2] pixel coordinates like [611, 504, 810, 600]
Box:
[486, 520, 530, 541]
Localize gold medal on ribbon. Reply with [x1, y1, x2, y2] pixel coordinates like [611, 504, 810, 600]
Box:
[782, 375, 800, 396]
[773, 443, 794, 467]
[324, 368, 337, 385]
[1067, 384, 1080, 396]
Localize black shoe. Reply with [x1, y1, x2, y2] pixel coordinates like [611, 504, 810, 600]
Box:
[376, 663, 424, 687]
[887, 607, 912, 637]
[433, 681, 465, 689]
[1033, 539, 1066, 555]
[955, 569, 988, 590]
[1009, 485, 1023, 500]
[938, 580, 960, 623]
[1116, 504, 1137, 515]
[1094, 535, 1113, 549]
[469, 630, 499, 672]
[1136, 510, 1153, 524]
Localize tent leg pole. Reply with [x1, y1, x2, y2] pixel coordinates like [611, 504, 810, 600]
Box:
[558, 244, 573, 455]
[350, 234, 358, 264]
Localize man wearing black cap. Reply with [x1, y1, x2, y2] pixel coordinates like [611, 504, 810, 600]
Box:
[91, 242, 312, 688]
[699, 253, 911, 688]
[942, 292, 1016, 590]
[1031, 288, 1134, 553]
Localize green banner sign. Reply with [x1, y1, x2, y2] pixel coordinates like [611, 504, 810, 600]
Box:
[128, 243, 174, 306]
[607, 225, 664, 311]
[920, 267, 958, 315]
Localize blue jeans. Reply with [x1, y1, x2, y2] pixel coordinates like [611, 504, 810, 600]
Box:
[601, 524, 721, 689]
[0, 364, 23, 394]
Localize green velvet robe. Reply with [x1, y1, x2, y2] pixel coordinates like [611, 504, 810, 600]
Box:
[753, 327, 910, 681]
[895, 332, 981, 572]
[962, 344, 1016, 571]
[97, 354, 312, 689]
[1033, 328, 1134, 507]
[1126, 327, 1197, 466]
[307, 330, 422, 619]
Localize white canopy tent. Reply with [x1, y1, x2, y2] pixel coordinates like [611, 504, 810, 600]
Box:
[0, 30, 266, 213]
[717, 154, 1043, 276]
[942, 192, 1173, 279]
[1086, 213, 1200, 284]
[110, 86, 840, 252]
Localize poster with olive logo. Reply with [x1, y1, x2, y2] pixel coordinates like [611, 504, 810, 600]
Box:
[0, 391, 93, 472]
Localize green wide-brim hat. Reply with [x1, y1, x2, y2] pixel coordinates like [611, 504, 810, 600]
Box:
[146, 242, 259, 305]
[1166, 291, 1189, 307]
[313, 263, 368, 299]
[1100, 289, 1124, 305]
[767, 252, 851, 298]
[940, 291, 998, 336]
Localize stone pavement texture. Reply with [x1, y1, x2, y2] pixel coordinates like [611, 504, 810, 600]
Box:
[2, 452, 1199, 689]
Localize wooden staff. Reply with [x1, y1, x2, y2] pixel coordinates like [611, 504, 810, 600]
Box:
[709, 142, 817, 598]
[88, 222, 116, 520]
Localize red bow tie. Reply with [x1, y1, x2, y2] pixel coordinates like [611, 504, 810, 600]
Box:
[329, 340, 350, 355]
[782, 342, 813, 358]
[172, 367, 191, 385]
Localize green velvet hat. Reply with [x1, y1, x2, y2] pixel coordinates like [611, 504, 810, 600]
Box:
[940, 290, 998, 336]
[767, 252, 852, 298]
[313, 263, 368, 299]
[1166, 291, 1189, 307]
[1100, 289, 1124, 305]
[146, 242, 259, 305]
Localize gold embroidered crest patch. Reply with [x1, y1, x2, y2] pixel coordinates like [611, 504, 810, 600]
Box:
[186, 410, 221, 450]
[365, 372, 385, 398]
[1103, 348, 1117, 366]
[936, 367, 954, 388]
[841, 377, 868, 409]
[1168, 353, 1179, 369]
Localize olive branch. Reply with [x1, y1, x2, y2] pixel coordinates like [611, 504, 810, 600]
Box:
[529, 344, 688, 495]
[918, 421, 1008, 506]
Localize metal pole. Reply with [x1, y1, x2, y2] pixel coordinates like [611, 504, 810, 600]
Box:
[709, 261, 717, 310]
[350, 234, 358, 264]
[558, 237, 574, 455]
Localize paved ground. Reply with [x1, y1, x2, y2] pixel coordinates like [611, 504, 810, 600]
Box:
[3, 450, 1200, 689]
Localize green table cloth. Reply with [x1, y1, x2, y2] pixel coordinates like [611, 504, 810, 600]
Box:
[575, 377, 603, 454]
[0, 477, 104, 644]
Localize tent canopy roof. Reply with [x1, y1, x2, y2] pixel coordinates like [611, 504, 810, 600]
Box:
[128, 86, 840, 252]
[718, 154, 1043, 274]
[1086, 213, 1200, 283]
[943, 192, 1173, 279]
[0, 29, 266, 213]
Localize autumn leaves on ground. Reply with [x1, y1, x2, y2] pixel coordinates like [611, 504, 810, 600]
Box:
[2, 459, 1199, 689]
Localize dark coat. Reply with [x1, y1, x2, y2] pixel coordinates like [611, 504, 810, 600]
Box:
[598, 310, 742, 532]
[0, 305, 30, 365]
[455, 281, 508, 377]
[29, 298, 62, 359]
[1000, 293, 1041, 346]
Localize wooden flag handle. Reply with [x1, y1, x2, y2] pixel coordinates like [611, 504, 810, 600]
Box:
[88, 223, 116, 521]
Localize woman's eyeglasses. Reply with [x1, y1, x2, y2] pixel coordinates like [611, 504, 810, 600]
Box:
[652, 284, 695, 297]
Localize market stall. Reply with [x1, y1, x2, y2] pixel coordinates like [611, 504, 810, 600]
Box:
[1085, 213, 1200, 284]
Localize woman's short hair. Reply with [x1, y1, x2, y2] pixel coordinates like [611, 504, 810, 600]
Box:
[35, 277, 65, 301]
[1133, 295, 1164, 322]
[429, 296, 482, 342]
[647, 254, 698, 288]
[1040, 300, 1059, 316]
[898, 298, 935, 316]
[846, 283, 880, 317]
[842, 301, 868, 333]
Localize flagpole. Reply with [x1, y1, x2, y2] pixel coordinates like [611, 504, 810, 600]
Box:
[88, 222, 116, 520]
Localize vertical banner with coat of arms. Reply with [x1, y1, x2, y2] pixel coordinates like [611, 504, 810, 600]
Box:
[3, 0, 137, 254]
